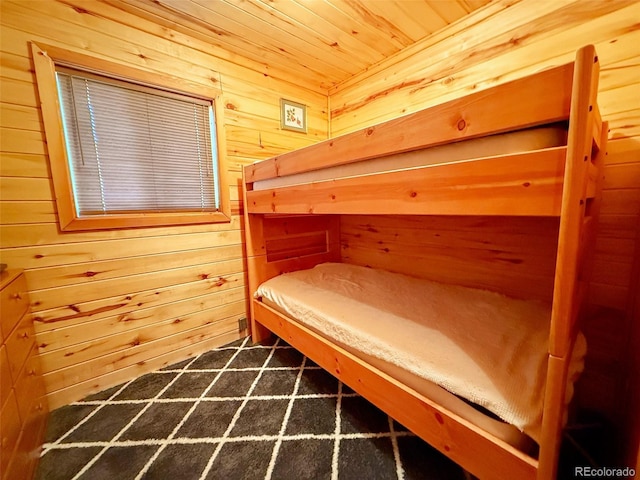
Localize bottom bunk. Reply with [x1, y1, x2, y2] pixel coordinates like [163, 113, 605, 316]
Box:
[250, 262, 587, 480]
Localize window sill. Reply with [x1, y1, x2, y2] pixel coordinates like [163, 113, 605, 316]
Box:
[59, 210, 232, 231]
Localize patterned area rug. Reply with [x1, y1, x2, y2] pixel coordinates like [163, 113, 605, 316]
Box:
[35, 336, 469, 480]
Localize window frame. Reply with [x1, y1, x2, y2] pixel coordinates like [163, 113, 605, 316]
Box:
[31, 42, 231, 231]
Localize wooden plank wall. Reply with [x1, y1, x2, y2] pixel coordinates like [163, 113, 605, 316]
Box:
[341, 215, 560, 303]
[331, 0, 640, 460]
[0, 0, 328, 409]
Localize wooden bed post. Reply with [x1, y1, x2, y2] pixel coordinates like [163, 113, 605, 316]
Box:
[539, 45, 605, 480]
[242, 170, 272, 343]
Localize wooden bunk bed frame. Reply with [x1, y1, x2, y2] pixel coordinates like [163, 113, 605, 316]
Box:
[242, 46, 606, 480]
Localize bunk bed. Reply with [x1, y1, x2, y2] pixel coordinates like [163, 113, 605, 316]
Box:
[242, 45, 606, 480]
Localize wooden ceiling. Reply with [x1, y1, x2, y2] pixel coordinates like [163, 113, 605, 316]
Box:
[109, 0, 493, 92]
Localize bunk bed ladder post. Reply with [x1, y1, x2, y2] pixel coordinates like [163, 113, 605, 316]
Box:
[538, 45, 602, 480]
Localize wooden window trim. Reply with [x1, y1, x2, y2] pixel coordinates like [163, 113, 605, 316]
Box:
[31, 42, 231, 231]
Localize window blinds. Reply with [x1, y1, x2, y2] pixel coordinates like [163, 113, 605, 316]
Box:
[56, 70, 220, 215]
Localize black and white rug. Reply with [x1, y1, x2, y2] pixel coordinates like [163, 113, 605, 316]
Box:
[36, 336, 469, 480]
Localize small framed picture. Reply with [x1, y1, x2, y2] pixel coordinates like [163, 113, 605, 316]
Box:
[280, 98, 307, 133]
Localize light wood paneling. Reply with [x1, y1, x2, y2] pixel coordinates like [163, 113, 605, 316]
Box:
[341, 215, 559, 303]
[45, 329, 240, 409]
[330, 1, 639, 136]
[0, 153, 49, 179]
[41, 309, 243, 393]
[0, 0, 328, 406]
[25, 245, 242, 291]
[33, 272, 245, 333]
[38, 293, 245, 370]
[105, 0, 491, 91]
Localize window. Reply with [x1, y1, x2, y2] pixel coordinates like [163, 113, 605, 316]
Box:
[32, 43, 230, 230]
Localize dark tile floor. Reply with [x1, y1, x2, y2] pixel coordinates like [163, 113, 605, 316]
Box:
[35, 337, 469, 480]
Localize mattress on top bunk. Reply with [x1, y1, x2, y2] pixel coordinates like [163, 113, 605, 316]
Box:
[253, 124, 567, 191]
[255, 262, 587, 445]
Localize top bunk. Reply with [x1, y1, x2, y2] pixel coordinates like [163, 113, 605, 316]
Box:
[244, 46, 603, 217]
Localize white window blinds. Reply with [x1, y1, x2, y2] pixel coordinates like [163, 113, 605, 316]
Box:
[55, 69, 220, 215]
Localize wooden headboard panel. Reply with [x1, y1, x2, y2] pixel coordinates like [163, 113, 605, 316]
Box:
[244, 213, 340, 342]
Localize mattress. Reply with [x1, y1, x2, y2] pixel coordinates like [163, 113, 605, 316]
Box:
[253, 124, 567, 191]
[255, 262, 587, 447]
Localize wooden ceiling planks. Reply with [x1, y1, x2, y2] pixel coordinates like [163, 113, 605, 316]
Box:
[111, 0, 492, 91]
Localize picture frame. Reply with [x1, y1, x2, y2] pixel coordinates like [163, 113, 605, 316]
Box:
[280, 98, 307, 133]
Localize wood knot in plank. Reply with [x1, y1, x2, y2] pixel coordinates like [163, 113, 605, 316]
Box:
[434, 412, 444, 424]
[410, 191, 417, 198]
[72, 6, 90, 14]
[365, 127, 375, 136]
[522, 182, 531, 187]
[457, 119, 466, 131]
[85, 271, 97, 277]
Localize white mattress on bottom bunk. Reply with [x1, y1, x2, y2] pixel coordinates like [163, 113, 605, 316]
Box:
[253, 124, 567, 191]
[255, 262, 587, 445]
